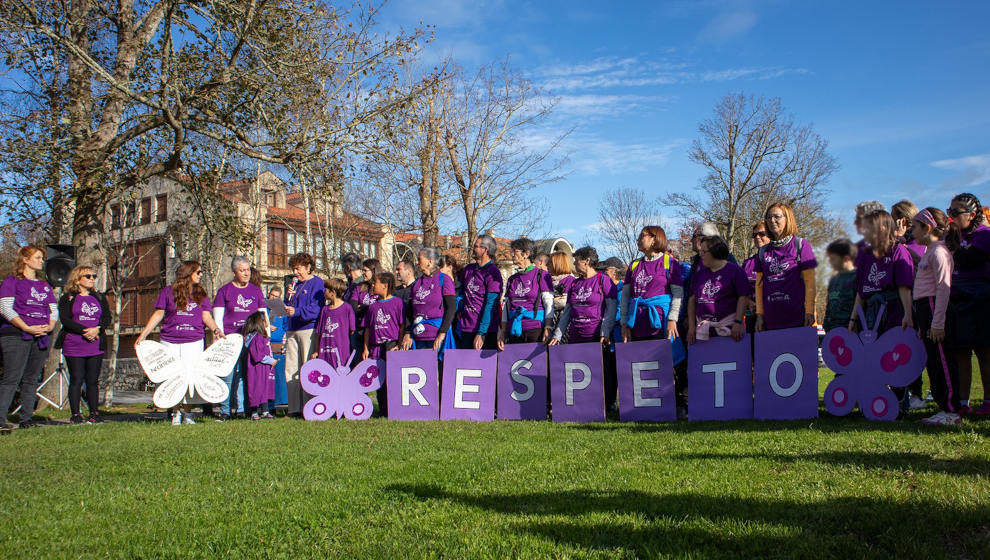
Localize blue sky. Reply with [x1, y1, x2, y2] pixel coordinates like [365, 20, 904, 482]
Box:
[382, 0, 990, 245]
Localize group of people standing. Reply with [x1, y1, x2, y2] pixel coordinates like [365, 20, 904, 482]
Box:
[0, 192, 987, 428]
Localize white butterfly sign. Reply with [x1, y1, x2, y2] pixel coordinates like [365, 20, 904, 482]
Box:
[136, 335, 243, 408]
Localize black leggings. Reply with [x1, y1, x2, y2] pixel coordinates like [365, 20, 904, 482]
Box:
[65, 354, 103, 416]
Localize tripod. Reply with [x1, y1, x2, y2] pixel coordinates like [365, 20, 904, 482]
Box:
[12, 350, 70, 414]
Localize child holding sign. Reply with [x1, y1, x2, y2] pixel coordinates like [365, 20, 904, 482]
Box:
[243, 311, 276, 420]
[312, 278, 356, 369]
[363, 271, 405, 416]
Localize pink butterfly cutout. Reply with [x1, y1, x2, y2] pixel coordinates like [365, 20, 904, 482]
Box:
[821, 305, 926, 421]
[300, 353, 383, 420]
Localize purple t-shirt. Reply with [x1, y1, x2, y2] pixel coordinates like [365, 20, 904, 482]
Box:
[567, 273, 617, 341]
[154, 286, 211, 344]
[742, 255, 758, 292]
[458, 262, 504, 334]
[505, 267, 553, 332]
[623, 255, 683, 338]
[955, 223, 990, 280]
[364, 296, 404, 345]
[855, 243, 914, 331]
[214, 282, 265, 334]
[904, 239, 927, 263]
[691, 262, 753, 322]
[315, 303, 355, 367]
[62, 295, 103, 357]
[753, 238, 817, 330]
[409, 271, 455, 341]
[0, 276, 55, 331]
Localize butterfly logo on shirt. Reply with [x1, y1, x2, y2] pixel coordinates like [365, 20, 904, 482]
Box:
[324, 319, 339, 334]
[80, 301, 100, 317]
[866, 263, 887, 288]
[413, 284, 433, 303]
[511, 281, 532, 298]
[29, 286, 49, 302]
[765, 255, 790, 277]
[633, 270, 653, 292]
[467, 276, 482, 294]
[235, 294, 254, 310]
[700, 278, 721, 301]
[573, 285, 594, 303]
[136, 335, 244, 408]
[301, 354, 382, 420]
[374, 308, 390, 327]
[822, 305, 925, 421]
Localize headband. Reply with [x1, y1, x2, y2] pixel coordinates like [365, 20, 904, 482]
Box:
[915, 209, 939, 231]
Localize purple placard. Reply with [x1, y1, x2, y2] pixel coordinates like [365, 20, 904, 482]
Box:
[440, 349, 497, 421]
[386, 349, 440, 421]
[496, 343, 548, 420]
[549, 343, 605, 423]
[754, 327, 819, 420]
[616, 339, 676, 422]
[301, 357, 383, 421]
[687, 334, 753, 421]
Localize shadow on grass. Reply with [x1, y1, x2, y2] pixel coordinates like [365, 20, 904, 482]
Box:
[385, 484, 990, 558]
[565, 414, 990, 436]
[671, 450, 990, 476]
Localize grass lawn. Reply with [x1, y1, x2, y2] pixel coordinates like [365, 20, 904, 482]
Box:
[1, 368, 988, 559]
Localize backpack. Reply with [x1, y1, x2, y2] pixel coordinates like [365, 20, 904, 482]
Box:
[629, 253, 672, 279]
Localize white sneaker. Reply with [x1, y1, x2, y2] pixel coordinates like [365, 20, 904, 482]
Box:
[182, 413, 196, 425]
[921, 411, 961, 426]
[909, 396, 927, 410]
[171, 411, 182, 426]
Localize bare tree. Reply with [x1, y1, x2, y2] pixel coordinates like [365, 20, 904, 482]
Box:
[443, 59, 568, 242]
[593, 188, 664, 263]
[667, 93, 839, 254]
[0, 1, 427, 264]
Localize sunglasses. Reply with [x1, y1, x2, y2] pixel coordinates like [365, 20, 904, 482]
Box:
[946, 207, 970, 218]
[82, 274, 97, 280]
[752, 231, 768, 239]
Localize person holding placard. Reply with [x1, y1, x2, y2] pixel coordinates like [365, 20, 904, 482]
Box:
[400, 248, 456, 355]
[849, 209, 915, 415]
[0, 245, 57, 429]
[547, 251, 575, 341]
[685, 236, 751, 345]
[283, 252, 325, 417]
[56, 265, 111, 424]
[456, 235, 503, 351]
[212, 256, 267, 420]
[362, 271, 404, 416]
[549, 246, 618, 410]
[620, 225, 684, 344]
[754, 203, 818, 332]
[242, 311, 277, 420]
[311, 278, 356, 368]
[134, 261, 224, 425]
[910, 208, 961, 425]
[498, 238, 555, 347]
[946, 192, 990, 415]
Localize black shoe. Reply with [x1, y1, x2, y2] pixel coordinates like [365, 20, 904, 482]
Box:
[70, 414, 85, 424]
[0, 422, 13, 430]
[87, 414, 105, 424]
[18, 420, 39, 429]
[215, 414, 231, 422]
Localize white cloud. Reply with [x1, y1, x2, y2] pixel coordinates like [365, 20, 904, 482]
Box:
[697, 11, 758, 44]
[553, 93, 675, 118]
[520, 129, 685, 176]
[931, 153, 990, 188]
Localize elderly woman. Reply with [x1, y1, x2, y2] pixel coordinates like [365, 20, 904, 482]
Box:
[754, 203, 818, 332]
[212, 256, 267, 420]
[686, 236, 751, 345]
[400, 247, 457, 355]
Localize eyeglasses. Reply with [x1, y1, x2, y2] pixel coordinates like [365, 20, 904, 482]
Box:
[82, 274, 97, 279]
[752, 231, 768, 239]
[768, 213, 786, 221]
[946, 207, 970, 218]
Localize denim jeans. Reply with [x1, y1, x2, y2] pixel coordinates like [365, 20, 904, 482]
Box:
[220, 348, 247, 415]
[0, 335, 50, 423]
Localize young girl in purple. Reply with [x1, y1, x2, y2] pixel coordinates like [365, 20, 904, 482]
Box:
[0, 245, 57, 429]
[620, 226, 683, 342]
[362, 271, 403, 416]
[849, 210, 915, 334]
[400, 248, 456, 352]
[56, 266, 111, 424]
[946, 192, 990, 415]
[686, 236, 751, 344]
[311, 277, 355, 368]
[754, 203, 818, 331]
[243, 311, 276, 420]
[499, 238, 555, 347]
[135, 260, 224, 426]
[549, 246, 617, 345]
